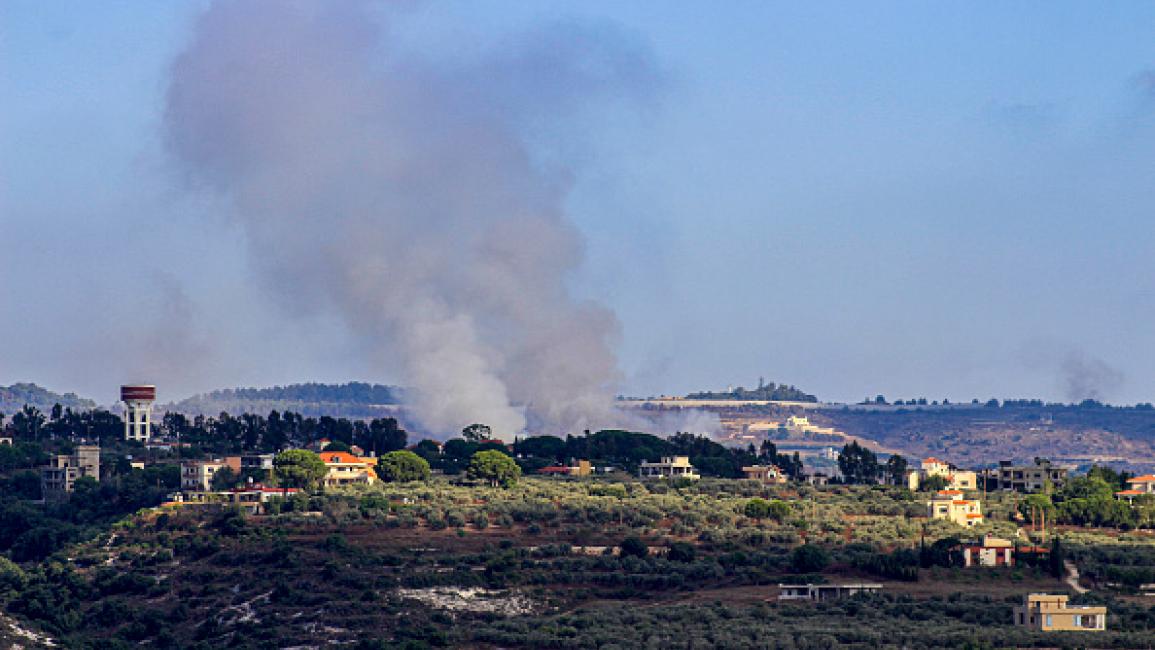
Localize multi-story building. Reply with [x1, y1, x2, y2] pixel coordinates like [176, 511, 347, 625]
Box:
[927, 489, 983, 527]
[993, 459, 1068, 492]
[181, 457, 241, 491]
[41, 445, 101, 500]
[638, 456, 700, 480]
[1013, 594, 1106, 631]
[241, 453, 275, 482]
[319, 451, 378, 488]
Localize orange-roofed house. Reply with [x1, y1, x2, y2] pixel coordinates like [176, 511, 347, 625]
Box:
[1126, 475, 1155, 495]
[319, 451, 378, 488]
[927, 490, 983, 527]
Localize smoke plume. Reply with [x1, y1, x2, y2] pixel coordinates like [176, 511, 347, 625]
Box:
[164, 1, 656, 439]
[1061, 351, 1124, 403]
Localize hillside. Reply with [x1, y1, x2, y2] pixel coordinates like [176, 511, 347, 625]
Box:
[0, 383, 96, 415]
[814, 403, 1155, 470]
[5, 479, 1155, 648]
[168, 382, 402, 418]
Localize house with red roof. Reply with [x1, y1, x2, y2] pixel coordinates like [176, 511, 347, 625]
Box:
[319, 451, 378, 488]
[1126, 475, 1155, 495]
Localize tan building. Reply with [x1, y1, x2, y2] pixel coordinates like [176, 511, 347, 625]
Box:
[638, 456, 700, 480]
[41, 445, 101, 500]
[742, 465, 787, 484]
[907, 457, 977, 491]
[319, 451, 378, 487]
[927, 490, 983, 527]
[1013, 594, 1106, 631]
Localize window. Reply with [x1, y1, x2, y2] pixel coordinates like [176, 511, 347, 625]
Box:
[1045, 615, 1052, 628]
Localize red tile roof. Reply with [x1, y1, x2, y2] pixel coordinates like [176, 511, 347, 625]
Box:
[320, 451, 367, 465]
[1129, 475, 1155, 483]
[1116, 489, 1146, 495]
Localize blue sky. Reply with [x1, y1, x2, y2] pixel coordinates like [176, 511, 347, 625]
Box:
[3, 1, 1155, 406]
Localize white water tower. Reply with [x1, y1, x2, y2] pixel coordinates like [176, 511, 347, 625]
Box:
[121, 384, 156, 442]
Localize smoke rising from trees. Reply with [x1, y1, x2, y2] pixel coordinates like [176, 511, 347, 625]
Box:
[164, 0, 658, 439]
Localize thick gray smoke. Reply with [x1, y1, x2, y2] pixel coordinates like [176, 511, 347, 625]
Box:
[165, 1, 657, 439]
[1061, 351, 1124, 403]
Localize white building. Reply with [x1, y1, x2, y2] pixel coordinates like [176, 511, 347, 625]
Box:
[638, 456, 700, 480]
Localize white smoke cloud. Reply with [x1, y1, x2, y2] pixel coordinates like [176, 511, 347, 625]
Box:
[164, 0, 658, 439]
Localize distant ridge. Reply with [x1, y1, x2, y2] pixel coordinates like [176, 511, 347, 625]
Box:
[168, 381, 403, 418]
[0, 383, 97, 414]
[685, 381, 817, 403]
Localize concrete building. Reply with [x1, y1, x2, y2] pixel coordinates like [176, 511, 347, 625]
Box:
[1013, 594, 1106, 631]
[927, 490, 983, 527]
[319, 451, 378, 487]
[638, 456, 700, 480]
[241, 453, 275, 482]
[181, 457, 241, 491]
[742, 464, 787, 484]
[121, 384, 156, 443]
[41, 445, 101, 500]
[961, 536, 1014, 567]
[994, 459, 1068, 493]
[777, 583, 883, 601]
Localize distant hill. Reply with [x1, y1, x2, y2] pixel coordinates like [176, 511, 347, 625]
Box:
[168, 381, 403, 418]
[686, 381, 817, 403]
[0, 383, 96, 415]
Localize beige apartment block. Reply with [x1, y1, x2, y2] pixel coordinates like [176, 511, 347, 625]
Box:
[1013, 594, 1106, 631]
[638, 456, 700, 480]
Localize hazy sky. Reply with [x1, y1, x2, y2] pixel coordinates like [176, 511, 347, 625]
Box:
[4, 1, 1155, 407]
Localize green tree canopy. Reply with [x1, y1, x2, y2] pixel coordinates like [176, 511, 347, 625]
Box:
[466, 450, 521, 487]
[376, 450, 431, 483]
[791, 544, 831, 573]
[273, 449, 328, 490]
[838, 441, 879, 484]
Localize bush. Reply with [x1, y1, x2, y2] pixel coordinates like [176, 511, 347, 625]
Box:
[619, 536, 648, 559]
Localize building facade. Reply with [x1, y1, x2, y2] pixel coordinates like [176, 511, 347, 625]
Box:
[994, 460, 1068, 492]
[41, 445, 101, 500]
[1013, 594, 1106, 631]
[962, 536, 1014, 567]
[638, 456, 700, 480]
[181, 457, 241, 491]
[319, 451, 378, 487]
[777, 583, 883, 601]
[927, 490, 983, 527]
